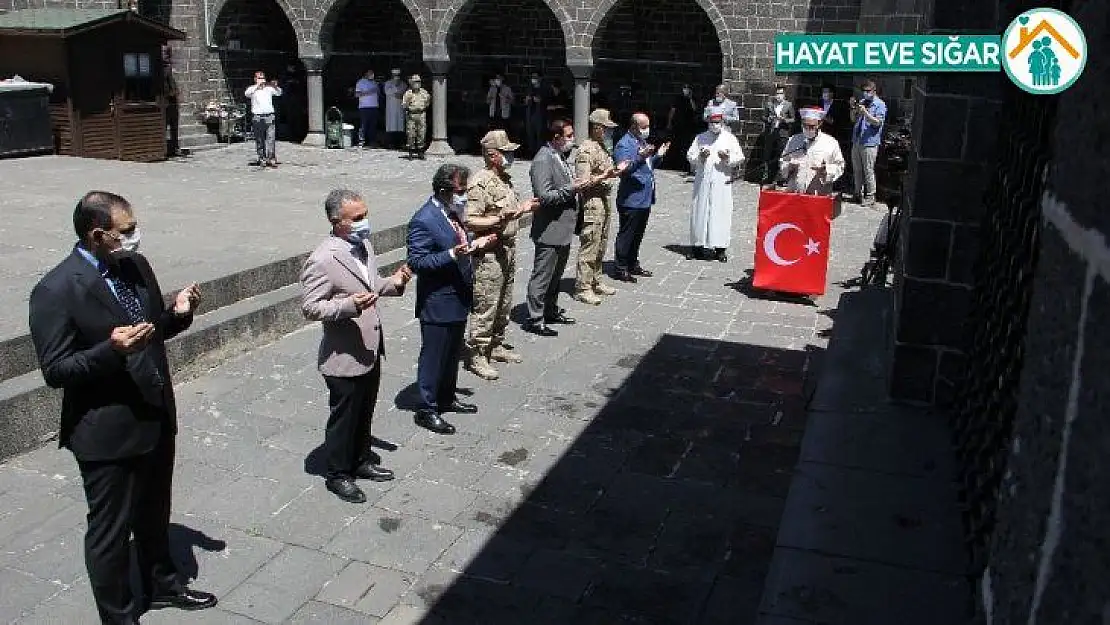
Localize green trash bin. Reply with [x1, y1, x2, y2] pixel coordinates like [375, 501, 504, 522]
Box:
[325, 107, 344, 149]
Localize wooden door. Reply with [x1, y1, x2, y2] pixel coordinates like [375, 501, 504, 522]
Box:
[117, 48, 166, 162]
[72, 42, 121, 160]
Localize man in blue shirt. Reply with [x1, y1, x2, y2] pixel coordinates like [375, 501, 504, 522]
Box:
[848, 79, 886, 207]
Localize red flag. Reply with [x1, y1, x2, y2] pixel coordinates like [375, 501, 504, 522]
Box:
[752, 190, 833, 296]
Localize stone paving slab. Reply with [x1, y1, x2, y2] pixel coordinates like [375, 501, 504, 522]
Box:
[0, 150, 887, 624]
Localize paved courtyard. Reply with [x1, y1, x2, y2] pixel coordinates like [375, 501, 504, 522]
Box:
[0, 146, 885, 624]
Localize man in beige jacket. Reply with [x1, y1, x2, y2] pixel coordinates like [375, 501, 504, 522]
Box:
[300, 189, 412, 503]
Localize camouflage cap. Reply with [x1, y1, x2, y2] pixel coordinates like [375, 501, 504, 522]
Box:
[588, 108, 618, 128]
[409, 74, 422, 83]
[480, 130, 520, 151]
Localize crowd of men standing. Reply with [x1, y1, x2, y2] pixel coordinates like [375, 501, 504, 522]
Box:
[29, 73, 887, 623]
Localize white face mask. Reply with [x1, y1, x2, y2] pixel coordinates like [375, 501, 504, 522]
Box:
[531, 78, 540, 87]
[347, 218, 370, 242]
[492, 79, 502, 87]
[639, 126, 651, 139]
[109, 228, 141, 253]
[822, 91, 832, 100]
[708, 122, 723, 134]
[500, 151, 515, 168]
[714, 95, 724, 103]
[803, 127, 818, 139]
[451, 194, 467, 211]
[682, 88, 692, 97]
[775, 93, 785, 102]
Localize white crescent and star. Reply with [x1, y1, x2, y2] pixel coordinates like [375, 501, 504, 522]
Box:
[763, 222, 821, 266]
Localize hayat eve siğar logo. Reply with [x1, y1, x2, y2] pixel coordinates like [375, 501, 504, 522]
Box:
[1001, 8, 1087, 94]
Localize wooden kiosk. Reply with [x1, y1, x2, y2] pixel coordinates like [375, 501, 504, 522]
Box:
[0, 8, 185, 162]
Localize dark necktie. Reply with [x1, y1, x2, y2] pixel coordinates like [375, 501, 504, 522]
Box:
[105, 271, 146, 324]
[351, 243, 368, 263]
[447, 213, 467, 247]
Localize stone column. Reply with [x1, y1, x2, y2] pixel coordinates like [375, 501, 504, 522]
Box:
[567, 62, 593, 145]
[424, 58, 454, 157]
[301, 56, 326, 147]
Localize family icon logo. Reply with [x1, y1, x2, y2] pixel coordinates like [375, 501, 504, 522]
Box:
[1001, 7, 1087, 94]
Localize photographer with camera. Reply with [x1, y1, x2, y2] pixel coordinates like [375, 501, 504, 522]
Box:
[245, 70, 282, 168]
[848, 79, 886, 208]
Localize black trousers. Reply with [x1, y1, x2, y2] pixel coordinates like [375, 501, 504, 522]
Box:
[762, 130, 787, 184]
[358, 107, 379, 146]
[417, 321, 465, 412]
[323, 363, 382, 478]
[77, 435, 180, 624]
[614, 207, 651, 272]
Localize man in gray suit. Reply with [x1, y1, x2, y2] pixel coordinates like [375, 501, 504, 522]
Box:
[300, 189, 412, 504]
[524, 119, 615, 337]
[762, 84, 796, 185]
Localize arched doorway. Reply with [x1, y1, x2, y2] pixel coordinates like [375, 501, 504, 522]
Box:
[212, 0, 306, 141]
[446, 0, 571, 155]
[321, 0, 425, 148]
[593, 0, 723, 168]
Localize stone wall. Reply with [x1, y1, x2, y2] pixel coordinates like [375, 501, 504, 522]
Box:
[976, 0, 1108, 621]
[889, 0, 1002, 405]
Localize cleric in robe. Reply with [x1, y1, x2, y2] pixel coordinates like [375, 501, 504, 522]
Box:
[780, 107, 845, 196]
[686, 111, 744, 262]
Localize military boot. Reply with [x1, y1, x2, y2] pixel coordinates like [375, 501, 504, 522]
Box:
[490, 343, 523, 364]
[593, 282, 617, 296]
[573, 289, 602, 305]
[464, 346, 500, 380]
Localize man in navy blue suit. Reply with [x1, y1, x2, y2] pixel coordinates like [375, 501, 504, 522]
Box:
[407, 164, 497, 434]
[613, 112, 670, 282]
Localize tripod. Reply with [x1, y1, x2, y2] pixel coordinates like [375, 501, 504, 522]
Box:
[860, 191, 904, 286]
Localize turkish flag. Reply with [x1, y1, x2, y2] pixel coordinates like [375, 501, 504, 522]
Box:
[752, 190, 833, 296]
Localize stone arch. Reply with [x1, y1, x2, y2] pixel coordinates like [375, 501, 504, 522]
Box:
[211, 0, 308, 140]
[317, 0, 428, 120]
[209, 0, 306, 53]
[588, 0, 727, 169]
[434, 0, 577, 60]
[442, 0, 574, 155]
[580, 0, 733, 69]
[316, 0, 431, 55]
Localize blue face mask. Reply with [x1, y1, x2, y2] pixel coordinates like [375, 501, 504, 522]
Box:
[452, 194, 468, 212]
[501, 151, 515, 168]
[347, 218, 370, 242]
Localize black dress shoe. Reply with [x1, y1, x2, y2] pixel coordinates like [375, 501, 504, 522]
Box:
[522, 322, 558, 337]
[325, 477, 367, 503]
[440, 399, 478, 414]
[717, 250, 728, 263]
[148, 587, 218, 611]
[415, 410, 457, 435]
[544, 312, 576, 325]
[631, 266, 653, 277]
[613, 269, 637, 283]
[354, 462, 395, 481]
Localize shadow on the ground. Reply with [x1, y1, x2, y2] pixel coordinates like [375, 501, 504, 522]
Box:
[413, 332, 825, 624]
[167, 523, 227, 581]
[725, 269, 819, 307]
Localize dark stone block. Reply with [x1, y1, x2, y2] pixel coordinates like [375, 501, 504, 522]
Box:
[903, 219, 952, 280]
[934, 350, 967, 409]
[896, 278, 972, 348]
[947, 223, 981, 286]
[908, 159, 988, 223]
[931, 0, 1001, 30]
[1027, 273, 1110, 621]
[1046, 2, 1110, 236]
[916, 95, 969, 160]
[890, 343, 938, 403]
[921, 71, 1002, 101]
[982, 223, 1087, 621]
[964, 98, 1001, 165]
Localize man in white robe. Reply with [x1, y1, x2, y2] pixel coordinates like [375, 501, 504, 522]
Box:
[687, 112, 744, 262]
[779, 107, 845, 196]
[383, 68, 407, 149]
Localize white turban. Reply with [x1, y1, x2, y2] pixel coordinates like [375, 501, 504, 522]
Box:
[799, 107, 826, 121]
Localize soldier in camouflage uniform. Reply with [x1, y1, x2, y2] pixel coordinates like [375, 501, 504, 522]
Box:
[573, 109, 626, 305]
[463, 130, 540, 380]
[401, 75, 431, 159]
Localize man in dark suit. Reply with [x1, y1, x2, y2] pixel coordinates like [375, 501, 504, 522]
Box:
[524, 119, 608, 336]
[761, 84, 796, 185]
[28, 191, 217, 625]
[407, 164, 495, 434]
[613, 112, 669, 282]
